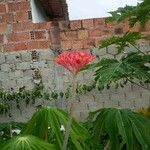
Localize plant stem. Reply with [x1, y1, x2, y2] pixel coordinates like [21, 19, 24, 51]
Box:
[104, 140, 110, 150]
[62, 75, 77, 150]
[130, 43, 145, 55]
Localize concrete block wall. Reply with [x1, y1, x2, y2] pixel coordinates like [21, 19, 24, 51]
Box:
[0, 0, 150, 122]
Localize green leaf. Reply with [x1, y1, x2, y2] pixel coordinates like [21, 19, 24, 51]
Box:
[22, 107, 95, 150]
[107, 0, 150, 27]
[99, 32, 141, 54]
[1, 135, 56, 150]
[88, 108, 150, 150]
[91, 52, 150, 89]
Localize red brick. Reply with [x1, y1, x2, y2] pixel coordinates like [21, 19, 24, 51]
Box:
[59, 21, 70, 30]
[61, 40, 72, 50]
[70, 20, 82, 30]
[89, 29, 102, 37]
[0, 35, 3, 43]
[60, 31, 77, 40]
[0, 4, 6, 13]
[83, 39, 95, 48]
[94, 18, 106, 28]
[15, 42, 27, 51]
[13, 22, 33, 32]
[71, 40, 83, 49]
[34, 31, 46, 40]
[7, 32, 30, 42]
[15, 12, 28, 22]
[38, 41, 50, 49]
[1, 13, 14, 23]
[26, 41, 39, 49]
[8, 2, 30, 12]
[3, 43, 15, 51]
[82, 19, 94, 29]
[0, 23, 7, 34]
[17, 32, 30, 41]
[78, 30, 89, 39]
[33, 22, 51, 30]
[7, 33, 17, 42]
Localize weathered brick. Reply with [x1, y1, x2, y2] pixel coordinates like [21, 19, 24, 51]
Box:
[1, 13, 14, 23]
[34, 31, 46, 40]
[15, 42, 27, 51]
[38, 41, 51, 49]
[83, 39, 95, 48]
[94, 18, 105, 28]
[0, 34, 3, 43]
[78, 30, 89, 39]
[70, 20, 82, 30]
[15, 11, 28, 21]
[0, 23, 7, 34]
[82, 19, 94, 29]
[8, 2, 30, 12]
[89, 29, 102, 37]
[26, 41, 38, 49]
[0, 4, 6, 13]
[60, 31, 77, 40]
[71, 40, 83, 49]
[61, 40, 72, 50]
[58, 20, 70, 30]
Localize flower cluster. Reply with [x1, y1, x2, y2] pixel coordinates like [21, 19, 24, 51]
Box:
[55, 51, 95, 75]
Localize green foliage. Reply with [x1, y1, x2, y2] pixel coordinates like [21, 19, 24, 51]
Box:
[1, 135, 56, 150]
[85, 52, 150, 90]
[88, 108, 150, 150]
[108, 0, 150, 27]
[99, 32, 142, 54]
[22, 107, 98, 150]
[0, 122, 26, 145]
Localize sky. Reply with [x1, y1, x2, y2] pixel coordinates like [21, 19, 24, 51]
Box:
[66, 0, 139, 20]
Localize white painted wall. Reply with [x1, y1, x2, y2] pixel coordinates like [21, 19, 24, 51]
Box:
[30, 0, 49, 23]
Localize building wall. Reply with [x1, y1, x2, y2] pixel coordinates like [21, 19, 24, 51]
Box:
[0, 0, 150, 122]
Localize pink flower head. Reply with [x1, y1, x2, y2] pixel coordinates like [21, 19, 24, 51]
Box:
[55, 51, 95, 75]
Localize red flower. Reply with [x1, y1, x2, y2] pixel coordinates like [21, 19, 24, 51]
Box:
[55, 51, 95, 75]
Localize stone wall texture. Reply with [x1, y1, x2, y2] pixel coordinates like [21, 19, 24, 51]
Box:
[0, 0, 150, 122]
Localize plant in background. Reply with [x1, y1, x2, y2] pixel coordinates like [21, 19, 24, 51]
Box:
[55, 51, 95, 150]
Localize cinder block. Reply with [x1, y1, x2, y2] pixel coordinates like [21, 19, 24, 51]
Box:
[38, 50, 54, 61]
[1, 63, 11, 72]
[16, 62, 30, 70]
[0, 53, 5, 64]
[5, 53, 22, 63]
[21, 51, 32, 62]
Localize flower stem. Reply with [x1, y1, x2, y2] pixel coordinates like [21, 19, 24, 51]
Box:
[62, 75, 77, 150]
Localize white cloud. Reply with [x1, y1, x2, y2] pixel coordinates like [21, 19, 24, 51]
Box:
[66, 0, 139, 20]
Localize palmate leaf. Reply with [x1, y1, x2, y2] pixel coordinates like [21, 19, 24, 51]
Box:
[99, 32, 141, 54]
[1, 135, 56, 150]
[88, 108, 150, 150]
[22, 107, 97, 150]
[93, 52, 150, 89]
